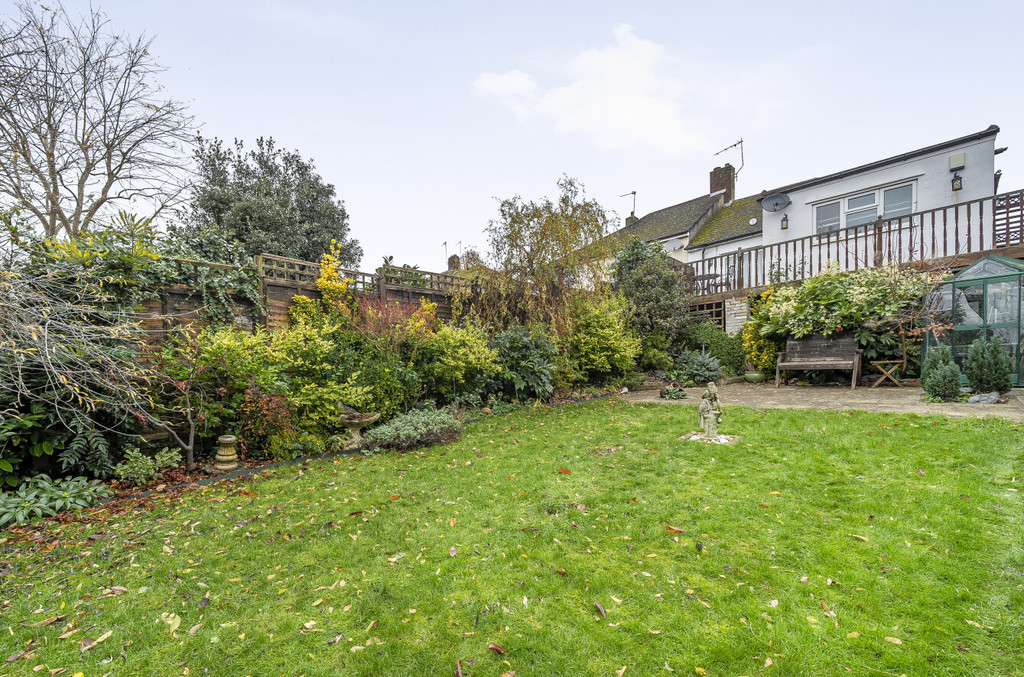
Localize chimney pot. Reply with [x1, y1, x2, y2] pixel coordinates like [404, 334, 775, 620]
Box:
[447, 254, 461, 271]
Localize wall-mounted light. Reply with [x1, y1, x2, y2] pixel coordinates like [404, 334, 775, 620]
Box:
[781, 214, 789, 230]
[951, 172, 963, 192]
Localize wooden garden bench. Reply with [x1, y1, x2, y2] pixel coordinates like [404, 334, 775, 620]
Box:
[775, 335, 863, 389]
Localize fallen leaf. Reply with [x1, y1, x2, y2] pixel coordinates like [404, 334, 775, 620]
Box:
[199, 592, 210, 610]
[366, 620, 378, 632]
[80, 630, 111, 651]
[885, 636, 903, 645]
[850, 534, 870, 542]
[594, 602, 607, 620]
[765, 657, 774, 667]
[501, 672, 517, 677]
[664, 662, 674, 672]
[558, 468, 572, 475]
[699, 600, 711, 609]
[615, 667, 627, 677]
[350, 645, 364, 653]
[769, 599, 779, 608]
[649, 629, 661, 634]
[488, 643, 505, 655]
[556, 569, 567, 576]
[665, 526, 683, 534]
[966, 620, 995, 630]
[450, 546, 457, 558]
[26, 615, 65, 628]
[807, 616, 818, 624]
[329, 634, 343, 645]
[455, 660, 464, 677]
[390, 494, 401, 500]
[847, 631, 860, 638]
[695, 669, 708, 676]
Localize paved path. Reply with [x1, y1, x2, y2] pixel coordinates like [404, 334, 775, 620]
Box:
[621, 381, 1024, 423]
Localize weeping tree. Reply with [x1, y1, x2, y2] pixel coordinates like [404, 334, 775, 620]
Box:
[457, 176, 612, 331]
[0, 1, 194, 238]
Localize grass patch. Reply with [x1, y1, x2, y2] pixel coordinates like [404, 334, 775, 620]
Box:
[2, 400, 1023, 675]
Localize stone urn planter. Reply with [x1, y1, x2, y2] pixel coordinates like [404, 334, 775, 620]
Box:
[338, 413, 380, 450]
[743, 371, 768, 383]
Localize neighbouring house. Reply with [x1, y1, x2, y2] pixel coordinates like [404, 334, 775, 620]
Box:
[602, 164, 755, 268]
[609, 125, 1022, 334]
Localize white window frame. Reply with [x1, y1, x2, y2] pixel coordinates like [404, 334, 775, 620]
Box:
[814, 181, 915, 234]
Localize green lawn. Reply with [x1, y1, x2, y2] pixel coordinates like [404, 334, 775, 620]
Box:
[3, 400, 1023, 676]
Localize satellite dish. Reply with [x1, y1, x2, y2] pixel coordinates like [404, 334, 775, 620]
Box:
[663, 238, 684, 252]
[761, 193, 791, 212]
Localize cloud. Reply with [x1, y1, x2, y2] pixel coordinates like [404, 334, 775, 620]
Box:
[474, 25, 711, 154]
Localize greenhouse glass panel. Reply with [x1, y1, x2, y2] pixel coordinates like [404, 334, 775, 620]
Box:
[986, 280, 1019, 325]
[958, 258, 1021, 280]
[954, 284, 984, 325]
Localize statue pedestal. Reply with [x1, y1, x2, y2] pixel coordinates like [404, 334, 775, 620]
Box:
[215, 435, 239, 471]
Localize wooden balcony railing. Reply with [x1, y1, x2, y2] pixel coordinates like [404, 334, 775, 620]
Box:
[687, 189, 1024, 298]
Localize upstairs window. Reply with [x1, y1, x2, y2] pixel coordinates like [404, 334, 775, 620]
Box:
[883, 184, 913, 218]
[815, 202, 840, 232]
[814, 182, 914, 234]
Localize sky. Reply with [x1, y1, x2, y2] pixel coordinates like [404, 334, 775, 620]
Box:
[33, 0, 1024, 271]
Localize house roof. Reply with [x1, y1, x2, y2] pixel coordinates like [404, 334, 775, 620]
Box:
[686, 195, 762, 249]
[604, 193, 721, 247]
[759, 125, 1000, 200]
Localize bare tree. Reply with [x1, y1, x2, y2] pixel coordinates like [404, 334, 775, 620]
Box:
[0, 2, 194, 238]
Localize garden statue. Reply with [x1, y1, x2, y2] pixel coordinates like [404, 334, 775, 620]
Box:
[698, 382, 723, 438]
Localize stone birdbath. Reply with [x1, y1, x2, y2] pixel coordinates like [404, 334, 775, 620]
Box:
[338, 412, 380, 450]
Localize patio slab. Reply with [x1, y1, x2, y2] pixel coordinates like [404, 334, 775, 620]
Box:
[621, 381, 1024, 423]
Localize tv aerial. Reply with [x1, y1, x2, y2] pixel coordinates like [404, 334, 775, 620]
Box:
[620, 190, 636, 214]
[714, 138, 744, 178]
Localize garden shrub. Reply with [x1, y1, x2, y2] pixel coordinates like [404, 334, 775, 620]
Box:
[674, 350, 723, 385]
[265, 430, 327, 461]
[921, 345, 963, 401]
[418, 322, 500, 403]
[113, 446, 182, 486]
[288, 379, 374, 432]
[964, 337, 1013, 394]
[364, 408, 464, 451]
[238, 385, 294, 453]
[689, 323, 744, 375]
[749, 265, 939, 364]
[559, 294, 641, 385]
[637, 332, 674, 372]
[0, 475, 112, 527]
[611, 240, 694, 347]
[742, 319, 783, 373]
[489, 325, 558, 401]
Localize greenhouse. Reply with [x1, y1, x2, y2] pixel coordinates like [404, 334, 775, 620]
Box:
[924, 254, 1024, 386]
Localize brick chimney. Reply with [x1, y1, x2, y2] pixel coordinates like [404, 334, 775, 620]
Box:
[624, 212, 639, 228]
[447, 254, 461, 271]
[710, 164, 735, 204]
